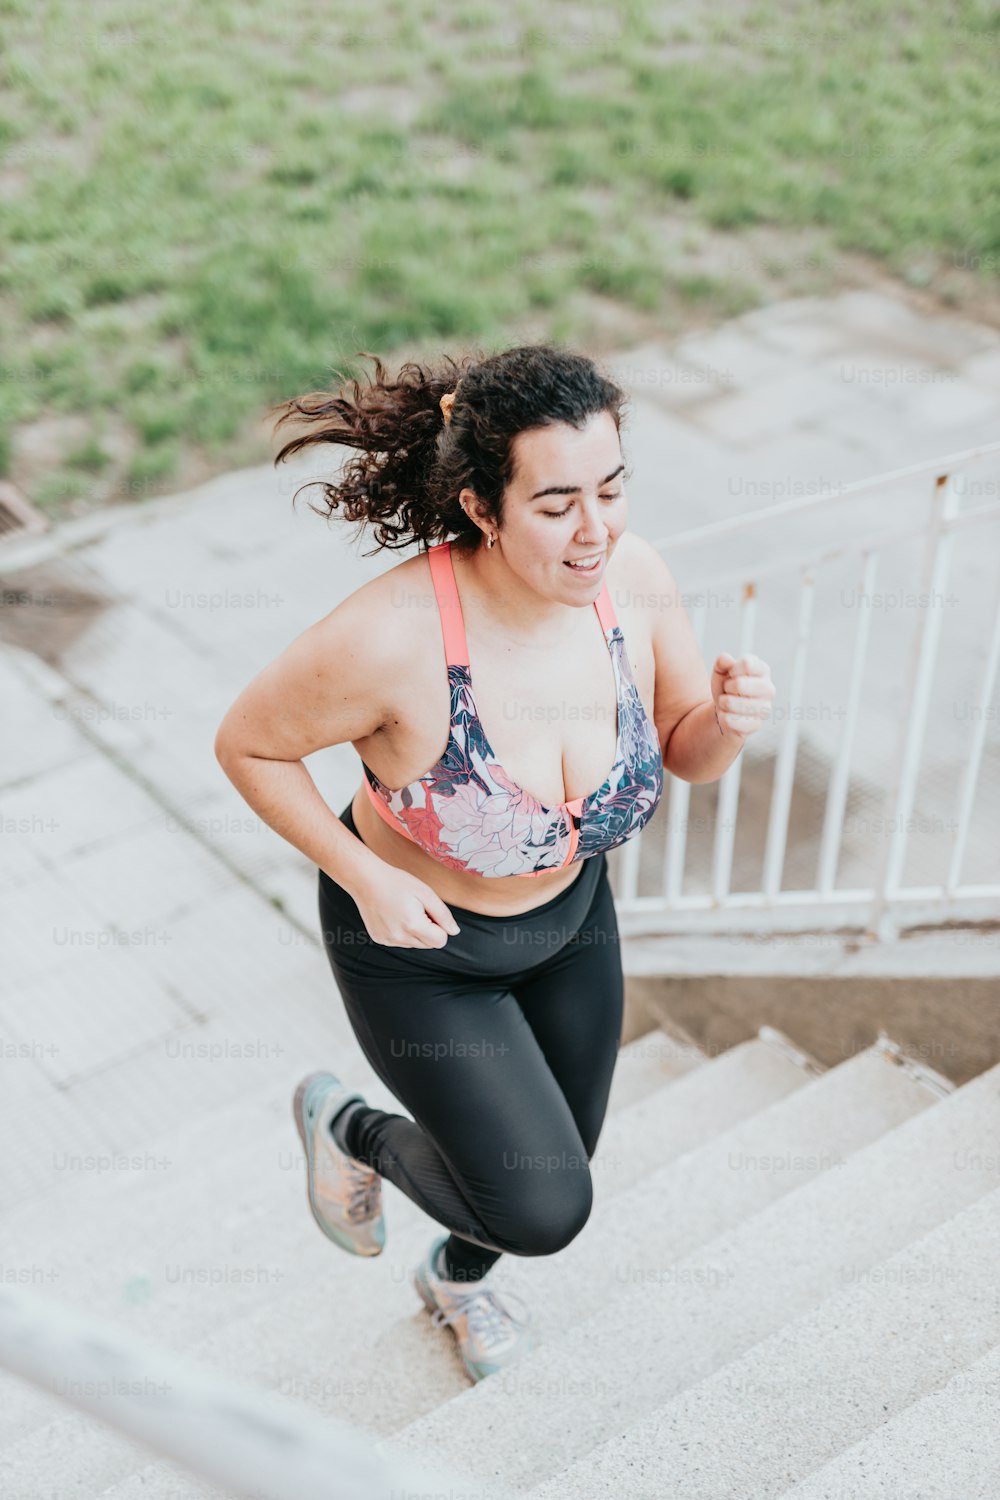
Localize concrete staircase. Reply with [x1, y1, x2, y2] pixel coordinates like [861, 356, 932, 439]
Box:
[3, 1022, 1000, 1499]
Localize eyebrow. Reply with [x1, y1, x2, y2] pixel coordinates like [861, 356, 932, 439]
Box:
[529, 463, 625, 500]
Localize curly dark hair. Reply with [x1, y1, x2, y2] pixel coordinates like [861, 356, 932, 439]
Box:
[267, 342, 629, 556]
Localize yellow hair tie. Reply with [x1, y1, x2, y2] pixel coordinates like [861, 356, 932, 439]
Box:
[439, 390, 456, 425]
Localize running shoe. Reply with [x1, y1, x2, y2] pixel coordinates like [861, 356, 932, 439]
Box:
[292, 1070, 385, 1256]
[413, 1233, 537, 1381]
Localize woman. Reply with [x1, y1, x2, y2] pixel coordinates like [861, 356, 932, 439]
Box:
[214, 343, 773, 1384]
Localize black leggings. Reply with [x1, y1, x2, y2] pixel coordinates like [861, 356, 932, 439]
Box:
[316, 800, 624, 1282]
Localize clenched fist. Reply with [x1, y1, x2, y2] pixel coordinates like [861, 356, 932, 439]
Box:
[711, 653, 775, 740]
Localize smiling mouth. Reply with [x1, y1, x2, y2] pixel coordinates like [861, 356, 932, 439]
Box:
[563, 553, 605, 573]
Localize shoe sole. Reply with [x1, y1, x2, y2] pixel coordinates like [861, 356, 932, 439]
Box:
[292, 1073, 384, 1257]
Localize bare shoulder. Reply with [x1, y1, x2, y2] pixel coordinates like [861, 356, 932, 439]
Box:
[610, 529, 679, 595]
[212, 547, 423, 761]
[358, 549, 440, 648]
[606, 530, 681, 652]
[325, 543, 432, 636]
[319, 548, 433, 706]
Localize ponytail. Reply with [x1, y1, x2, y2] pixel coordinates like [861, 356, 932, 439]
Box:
[269, 343, 626, 556]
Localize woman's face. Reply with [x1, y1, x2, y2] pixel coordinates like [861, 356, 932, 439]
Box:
[487, 410, 628, 603]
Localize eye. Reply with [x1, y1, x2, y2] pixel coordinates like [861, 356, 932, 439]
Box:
[544, 492, 622, 519]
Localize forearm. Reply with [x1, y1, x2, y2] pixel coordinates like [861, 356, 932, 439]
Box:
[664, 700, 745, 784]
[216, 752, 382, 896]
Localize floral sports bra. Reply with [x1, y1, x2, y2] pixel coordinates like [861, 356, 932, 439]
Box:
[360, 540, 664, 878]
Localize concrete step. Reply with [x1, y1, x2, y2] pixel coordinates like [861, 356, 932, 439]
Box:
[143, 1038, 817, 1429]
[0, 1023, 703, 1302]
[100, 1467, 256, 1500]
[523, 1184, 1000, 1499]
[594, 1029, 818, 1203]
[380, 1058, 1000, 1492]
[0, 1024, 706, 1447]
[155, 1037, 810, 1419]
[0, 1004, 410, 1458]
[604, 1026, 705, 1113]
[490, 1039, 940, 1351]
[0, 1414, 154, 1500]
[0, 1033, 796, 1495]
[0, 1059, 390, 1453]
[776, 1340, 1000, 1500]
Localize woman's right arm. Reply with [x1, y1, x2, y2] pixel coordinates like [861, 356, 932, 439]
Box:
[212, 584, 460, 946]
[213, 586, 391, 897]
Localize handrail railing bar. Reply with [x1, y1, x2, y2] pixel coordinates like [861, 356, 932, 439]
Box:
[816, 549, 879, 895]
[762, 567, 816, 898]
[946, 561, 1000, 894]
[867, 476, 959, 937]
[615, 881, 1000, 911]
[617, 809, 642, 903]
[0, 1287, 509, 1500]
[666, 496, 1000, 592]
[662, 602, 707, 902]
[651, 440, 1000, 551]
[711, 582, 755, 900]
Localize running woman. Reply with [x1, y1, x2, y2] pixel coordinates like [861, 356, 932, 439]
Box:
[214, 342, 774, 1383]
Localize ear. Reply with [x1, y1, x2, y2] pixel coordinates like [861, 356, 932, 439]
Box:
[458, 487, 493, 531]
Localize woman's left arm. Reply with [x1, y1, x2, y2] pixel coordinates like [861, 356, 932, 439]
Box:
[630, 537, 775, 785]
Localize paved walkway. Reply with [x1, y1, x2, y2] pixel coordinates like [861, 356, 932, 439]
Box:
[2, 288, 999, 1225]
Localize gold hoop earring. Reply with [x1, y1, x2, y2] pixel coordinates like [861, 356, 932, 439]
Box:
[486, 532, 496, 549]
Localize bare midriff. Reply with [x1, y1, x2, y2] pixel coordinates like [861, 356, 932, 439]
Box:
[348, 783, 587, 917]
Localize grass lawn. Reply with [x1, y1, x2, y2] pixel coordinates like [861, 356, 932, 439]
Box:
[1, 0, 998, 519]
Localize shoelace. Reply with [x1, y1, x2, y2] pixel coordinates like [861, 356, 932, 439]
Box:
[432, 1284, 533, 1351]
[342, 1157, 381, 1224]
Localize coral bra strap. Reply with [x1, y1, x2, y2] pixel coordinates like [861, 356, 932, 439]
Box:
[428, 539, 619, 669]
[428, 541, 470, 666]
[593, 576, 618, 634]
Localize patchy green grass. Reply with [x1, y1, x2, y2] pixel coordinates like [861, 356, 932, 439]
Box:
[0, 0, 997, 513]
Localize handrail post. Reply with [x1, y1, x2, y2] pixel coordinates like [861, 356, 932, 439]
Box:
[945, 553, 1000, 894]
[865, 473, 960, 941]
[711, 581, 756, 903]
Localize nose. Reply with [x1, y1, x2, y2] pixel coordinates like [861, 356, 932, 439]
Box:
[574, 494, 611, 547]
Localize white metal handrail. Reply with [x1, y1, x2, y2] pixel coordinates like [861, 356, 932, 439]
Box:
[0, 1285, 510, 1500]
[614, 441, 1000, 941]
[649, 438, 1000, 552]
